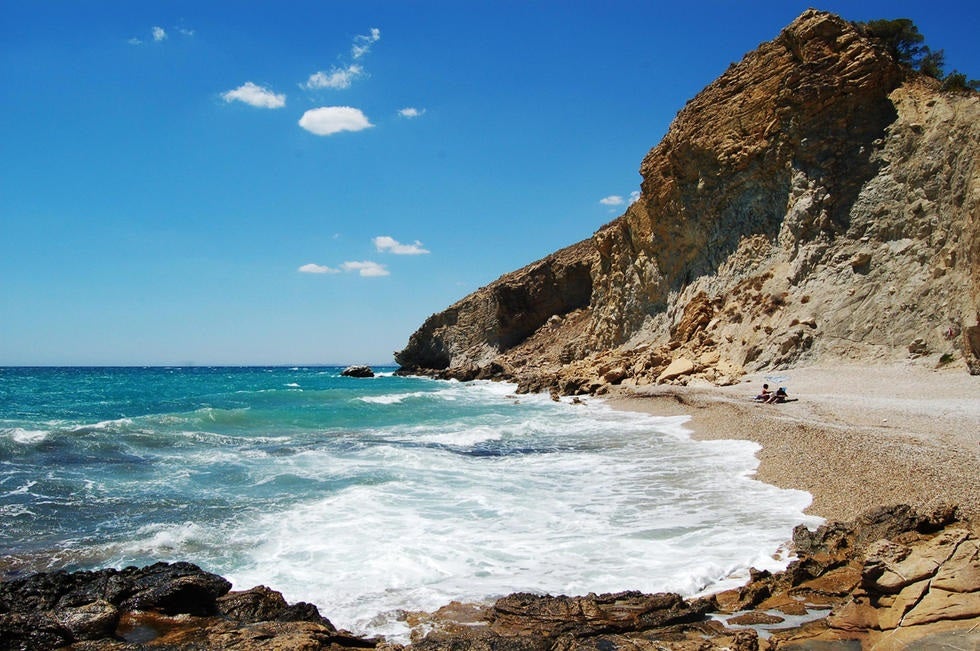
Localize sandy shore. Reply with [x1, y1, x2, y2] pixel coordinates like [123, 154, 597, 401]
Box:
[607, 362, 980, 528]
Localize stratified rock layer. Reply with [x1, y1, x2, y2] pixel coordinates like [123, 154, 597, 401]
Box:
[395, 10, 980, 393]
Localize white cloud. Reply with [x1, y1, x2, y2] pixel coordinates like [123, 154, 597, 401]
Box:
[599, 195, 625, 206]
[342, 260, 389, 277]
[629, 190, 641, 204]
[299, 106, 373, 136]
[298, 263, 340, 274]
[398, 107, 425, 118]
[304, 28, 379, 90]
[352, 27, 381, 59]
[374, 236, 429, 255]
[131, 25, 191, 46]
[304, 64, 364, 90]
[222, 82, 286, 109]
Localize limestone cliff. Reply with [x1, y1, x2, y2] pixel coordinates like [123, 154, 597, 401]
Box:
[395, 10, 980, 393]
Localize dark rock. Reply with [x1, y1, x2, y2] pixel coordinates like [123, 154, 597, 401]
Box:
[116, 562, 231, 616]
[342, 365, 376, 378]
[217, 585, 335, 626]
[0, 561, 383, 651]
[0, 612, 72, 650]
[0, 563, 230, 649]
[790, 504, 955, 562]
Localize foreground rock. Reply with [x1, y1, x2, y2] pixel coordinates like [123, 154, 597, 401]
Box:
[5, 506, 976, 649]
[0, 562, 373, 650]
[409, 505, 979, 651]
[395, 9, 980, 394]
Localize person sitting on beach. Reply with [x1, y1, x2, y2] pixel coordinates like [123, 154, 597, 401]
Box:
[754, 383, 771, 401]
[766, 387, 788, 404]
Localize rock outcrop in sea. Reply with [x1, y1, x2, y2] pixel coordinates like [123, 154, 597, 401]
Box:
[395, 9, 980, 393]
[342, 365, 376, 378]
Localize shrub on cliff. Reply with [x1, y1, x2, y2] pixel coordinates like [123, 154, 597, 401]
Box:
[857, 18, 978, 92]
[859, 18, 928, 67]
[941, 71, 980, 92]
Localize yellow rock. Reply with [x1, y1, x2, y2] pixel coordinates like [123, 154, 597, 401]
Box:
[657, 357, 695, 382]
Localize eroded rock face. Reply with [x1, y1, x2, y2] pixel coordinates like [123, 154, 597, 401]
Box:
[395, 239, 596, 375]
[395, 9, 980, 392]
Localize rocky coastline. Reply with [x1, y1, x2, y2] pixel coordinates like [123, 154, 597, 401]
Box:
[4, 361, 977, 649]
[2, 504, 977, 650]
[4, 360, 978, 649]
[6, 9, 979, 650]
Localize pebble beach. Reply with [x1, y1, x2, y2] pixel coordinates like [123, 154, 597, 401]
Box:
[608, 362, 980, 528]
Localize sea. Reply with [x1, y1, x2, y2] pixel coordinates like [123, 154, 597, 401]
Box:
[0, 366, 818, 639]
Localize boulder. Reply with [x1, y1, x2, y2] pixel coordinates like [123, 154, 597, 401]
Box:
[342, 365, 375, 378]
[117, 562, 232, 616]
[217, 585, 335, 626]
[657, 357, 695, 382]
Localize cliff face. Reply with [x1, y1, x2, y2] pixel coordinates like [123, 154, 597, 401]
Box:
[395, 10, 980, 392]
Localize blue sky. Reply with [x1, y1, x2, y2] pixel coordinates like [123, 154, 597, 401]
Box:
[2, 1, 977, 366]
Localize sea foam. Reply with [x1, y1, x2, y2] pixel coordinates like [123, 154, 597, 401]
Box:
[219, 392, 816, 640]
[0, 368, 818, 643]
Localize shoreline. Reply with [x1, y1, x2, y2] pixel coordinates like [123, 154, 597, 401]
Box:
[605, 362, 980, 529]
[3, 364, 978, 648]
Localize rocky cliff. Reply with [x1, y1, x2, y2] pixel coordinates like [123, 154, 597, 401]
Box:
[395, 10, 980, 393]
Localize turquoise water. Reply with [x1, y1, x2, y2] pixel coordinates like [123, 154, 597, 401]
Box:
[0, 366, 817, 639]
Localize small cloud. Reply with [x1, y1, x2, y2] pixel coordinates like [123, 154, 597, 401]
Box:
[374, 235, 429, 255]
[304, 64, 364, 90]
[299, 106, 373, 136]
[304, 28, 378, 90]
[222, 82, 286, 109]
[599, 195, 625, 206]
[342, 260, 389, 277]
[298, 263, 340, 274]
[398, 107, 425, 118]
[629, 190, 641, 204]
[352, 27, 381, 60]
[131, 25, 188, 46]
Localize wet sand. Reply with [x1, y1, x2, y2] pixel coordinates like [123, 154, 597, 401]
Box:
[607, 363, 980, 528]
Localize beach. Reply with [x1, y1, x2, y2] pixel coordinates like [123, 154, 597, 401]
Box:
[608, 362, 980, 529]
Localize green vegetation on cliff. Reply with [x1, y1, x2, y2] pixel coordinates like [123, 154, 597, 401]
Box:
[857, 17, 979, 90]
